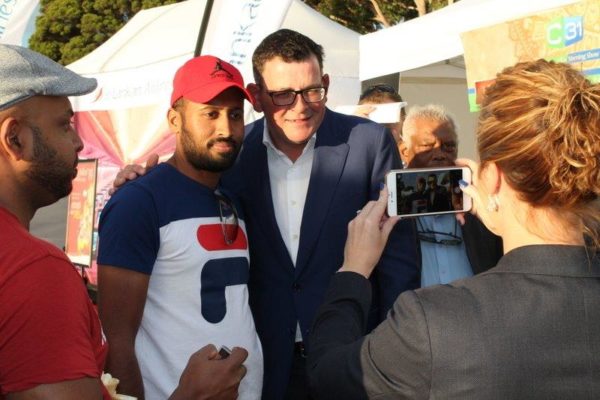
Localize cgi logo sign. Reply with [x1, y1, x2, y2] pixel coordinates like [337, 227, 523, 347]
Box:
[547, 16, 584, 49]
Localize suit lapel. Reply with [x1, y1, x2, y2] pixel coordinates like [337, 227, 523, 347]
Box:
[295, 111, 349, 277]
[240, 121, 295, 272]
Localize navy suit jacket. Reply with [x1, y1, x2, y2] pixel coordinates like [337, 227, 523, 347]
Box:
[223, 108, 420, 399]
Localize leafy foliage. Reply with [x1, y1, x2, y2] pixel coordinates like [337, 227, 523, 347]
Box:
[303, 0, 459, 33]
[29, 0, 183, 65]
[304, 0, 418, 33]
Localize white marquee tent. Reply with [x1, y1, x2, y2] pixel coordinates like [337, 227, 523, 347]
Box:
[359, 0, 581, 159]
[67, 0, 360, 167]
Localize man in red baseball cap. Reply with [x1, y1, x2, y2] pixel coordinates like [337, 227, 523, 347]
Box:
[96, 55, 263, 400]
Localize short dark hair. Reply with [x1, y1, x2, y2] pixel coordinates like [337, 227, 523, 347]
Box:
[252, 29, 324, 84]
[358, 84, 403, 105]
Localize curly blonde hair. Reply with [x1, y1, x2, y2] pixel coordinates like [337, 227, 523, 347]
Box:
[477, 59, 600, 249]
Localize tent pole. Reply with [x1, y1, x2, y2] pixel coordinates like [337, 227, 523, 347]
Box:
[194, 0, 215, 56]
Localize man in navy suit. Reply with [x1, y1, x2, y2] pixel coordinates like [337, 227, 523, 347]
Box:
[224, 29, 419, 399]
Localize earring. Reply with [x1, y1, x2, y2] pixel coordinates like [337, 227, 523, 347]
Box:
[486, 194, 500, 212]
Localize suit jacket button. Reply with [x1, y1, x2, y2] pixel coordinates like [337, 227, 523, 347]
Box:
[292, 283, 301, 292]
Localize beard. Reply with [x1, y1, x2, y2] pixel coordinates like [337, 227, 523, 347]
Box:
[180, 125, 240, 173]
[25, 125, 75, 200]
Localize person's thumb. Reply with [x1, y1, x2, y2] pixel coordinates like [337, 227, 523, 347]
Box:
[197, 344, 218, 360]
[458, 179, 476, 199]
[227, 347, 249, 365]
[458, 179, 482, 217]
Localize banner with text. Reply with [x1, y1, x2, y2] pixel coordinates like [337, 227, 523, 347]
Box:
[202, 0, 293, 85]
[461, 0, 599, 112]
[0, 0, 39, 46]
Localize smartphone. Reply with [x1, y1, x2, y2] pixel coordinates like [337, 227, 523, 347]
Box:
[218, 345, 232, 359]
[385, 167, 472, 217]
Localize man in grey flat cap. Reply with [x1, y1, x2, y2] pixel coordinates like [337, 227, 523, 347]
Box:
[0, 44, 247, 400]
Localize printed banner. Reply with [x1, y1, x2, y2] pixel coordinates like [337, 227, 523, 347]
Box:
[71, 59, 178, 111]
[462, 0, 599, 111]
[86, 165, 121, 287]
[65, 159, 98, 268]
[0, 0, 39, 46]
[202, 0, 294, 83]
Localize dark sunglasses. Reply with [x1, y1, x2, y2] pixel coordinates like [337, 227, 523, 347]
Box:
[418, 231, 463, 246]
[417, 218, 462, 246]
[214, 190, 239, 245]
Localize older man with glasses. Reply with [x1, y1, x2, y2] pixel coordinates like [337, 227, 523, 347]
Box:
[96, 56, 263, 400]
[401, 104, 503, 287]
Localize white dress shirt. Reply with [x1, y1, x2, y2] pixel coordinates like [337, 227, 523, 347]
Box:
[262, 123, 316, 342]
[262, 125, 316, 265]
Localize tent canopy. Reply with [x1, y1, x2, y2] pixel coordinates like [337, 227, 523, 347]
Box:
[69, 0, 360, 112]
[67, 0, 360, 166]
[359, 0, 580, 81]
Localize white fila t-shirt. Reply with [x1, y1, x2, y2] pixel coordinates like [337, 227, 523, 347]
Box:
[98, 163, 263, 400]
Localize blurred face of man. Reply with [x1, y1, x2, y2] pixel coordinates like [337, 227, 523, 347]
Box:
[427, 175, 438, 190]
[25, 97, 84, 200]
[252, 55, 329, 159]
[175, 87, 245, 172]
[404, 117, 458, 168]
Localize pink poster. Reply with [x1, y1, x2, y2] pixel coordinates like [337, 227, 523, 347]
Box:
[65, 160, 97, 270]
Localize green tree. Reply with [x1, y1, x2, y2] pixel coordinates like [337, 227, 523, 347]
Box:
[303, 0, 459, 33]
[29, 0, 183, 65]
[304, 0, 415, 33]
[414, 0, 457, 17]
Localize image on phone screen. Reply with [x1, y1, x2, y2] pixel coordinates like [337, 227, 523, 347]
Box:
[387, 167, 470, 217]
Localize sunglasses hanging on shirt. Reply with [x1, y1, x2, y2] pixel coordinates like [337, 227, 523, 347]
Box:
[416, 218, 462, 246]
[214, 189, 239, 245]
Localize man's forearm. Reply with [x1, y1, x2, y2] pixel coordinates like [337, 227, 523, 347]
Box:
[105, 345, 145, 400]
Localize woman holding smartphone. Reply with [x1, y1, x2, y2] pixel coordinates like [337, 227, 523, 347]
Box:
[308, 59, 600, 399]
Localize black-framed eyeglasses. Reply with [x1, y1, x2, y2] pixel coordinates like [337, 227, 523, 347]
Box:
[215, 190, 239, 245]
[417, 218, 462, 246]
[266, 87, 326, 106]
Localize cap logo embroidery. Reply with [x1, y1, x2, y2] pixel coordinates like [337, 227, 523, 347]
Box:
[211, 59, 234, 81]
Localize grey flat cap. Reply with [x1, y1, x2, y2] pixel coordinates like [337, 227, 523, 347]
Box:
[0, 44, 97, 111]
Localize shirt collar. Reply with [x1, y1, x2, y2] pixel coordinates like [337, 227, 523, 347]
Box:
[261, 121, 317, 159]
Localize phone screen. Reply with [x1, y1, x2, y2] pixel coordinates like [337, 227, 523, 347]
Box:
[389, 167, 469, 217]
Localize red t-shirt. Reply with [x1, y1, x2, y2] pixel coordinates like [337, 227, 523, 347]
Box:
[0, 208, 110, 399]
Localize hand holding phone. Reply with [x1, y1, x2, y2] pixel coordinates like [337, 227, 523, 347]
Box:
[218, 345, 232, 359]
[386, 167, 472, 218]
[172, 344, 247, 400]
[339, 186, 400, 279]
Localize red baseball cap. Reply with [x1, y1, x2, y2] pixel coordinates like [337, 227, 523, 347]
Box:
[170, 55, 253, 106]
